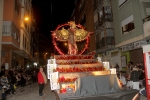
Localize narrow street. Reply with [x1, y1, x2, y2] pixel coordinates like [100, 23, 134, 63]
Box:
[7, 80, 56, 100]
[5, 80, 147, 100]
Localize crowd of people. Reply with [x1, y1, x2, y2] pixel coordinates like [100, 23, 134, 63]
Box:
[0, 66, 39, 100]
[117, 61, 146, 98]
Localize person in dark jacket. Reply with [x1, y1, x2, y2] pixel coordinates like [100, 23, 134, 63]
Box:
[130, 66, 141, 90]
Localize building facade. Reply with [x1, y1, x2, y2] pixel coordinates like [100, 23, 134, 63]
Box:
[73, 0, 95, 53]
[2, 0, 21, 69]
[72, 0, 150, 69]
[1, 0, 39, 70]
[0, 0, 4, 70]
[31, 18, 39, 67]
[39, 34, 51, 67]
[93, 0, 117, 68]
[111, 0, 150, 67]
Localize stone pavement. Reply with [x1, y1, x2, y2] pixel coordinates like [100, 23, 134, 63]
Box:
[7, 80, 56, 100]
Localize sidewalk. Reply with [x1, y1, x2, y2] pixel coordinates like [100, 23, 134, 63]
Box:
[7, 81, 56, 100]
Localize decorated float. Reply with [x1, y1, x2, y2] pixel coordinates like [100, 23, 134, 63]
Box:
[47, 21, 138, 100]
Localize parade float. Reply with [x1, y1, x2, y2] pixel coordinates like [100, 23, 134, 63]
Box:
[47, 21, 138, 100]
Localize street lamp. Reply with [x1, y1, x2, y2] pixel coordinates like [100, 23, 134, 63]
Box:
[24, 17, 29, 21]
[64, 42, 67, 46]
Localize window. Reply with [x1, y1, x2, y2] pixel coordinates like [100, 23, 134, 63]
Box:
[2, 25, 10, 36]
[94, 13, 98, 23]
[99, 6, 112, 25]
[17, 37, 20, 42]
[96, 34, 100, 49]
[146, 8, 150, 15]
[103, 6, 111, 14]
[23, 34, 24, 48]
[25, 37, 26, 49]
[15, 0, 20, 15]
[80, 14, 86, 25]
[78, 0, 84, 11]
[99, 10, 103, 21]
[101, 31, 104, 39]
[94, 20, 98, 29]
[118, 0, 128, 8]
[106, 36, 115, 45]
[121, 15, 135, 34]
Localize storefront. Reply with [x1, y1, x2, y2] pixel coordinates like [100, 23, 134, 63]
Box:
[121, 41, 144, 65]
[12, 52, 24, 69]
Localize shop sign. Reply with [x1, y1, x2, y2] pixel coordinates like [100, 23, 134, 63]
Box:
[134, 41, 141, 49]
[122, 41, 141, 52]
[122, 46, 127, 52]
[111, 51, 119, 56]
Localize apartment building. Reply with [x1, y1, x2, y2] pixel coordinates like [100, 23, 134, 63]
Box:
[2, 0, 21, 69]
[1, 0, 38, 69]
[0, 0, 4, 70]
[31, 18, 39, 67]
[39, 34, 51, 66]
[73, 0, 95, 53]
[93, 0, 118, 68]
[111, 0, 150, 66]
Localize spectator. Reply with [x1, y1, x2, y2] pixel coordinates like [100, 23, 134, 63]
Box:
[119, 71, 126, 86]
[128, 61, 133, 72]
[32, 70, 37, 82]
[130, 66, 141, 90]
[38, 67, 47, 96]
[0, 67, 5, 77]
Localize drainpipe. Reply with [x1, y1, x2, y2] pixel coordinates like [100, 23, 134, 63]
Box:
[0, 0, 4, 71]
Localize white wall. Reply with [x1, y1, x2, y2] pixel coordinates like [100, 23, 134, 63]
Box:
[143, 21, 150, 38]
[101, 49, 122, 70]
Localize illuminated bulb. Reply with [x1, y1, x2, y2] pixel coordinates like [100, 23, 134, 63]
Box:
[24, 17, 29, 21]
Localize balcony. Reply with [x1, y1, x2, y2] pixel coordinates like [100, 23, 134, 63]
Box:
[99, 14, 113, 25]
[2, 36, 20, 50]
[106, 36, 115, 46]
[96, 36, 115, 51]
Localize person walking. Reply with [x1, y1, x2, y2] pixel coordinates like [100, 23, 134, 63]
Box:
[38, 67, 47, 96]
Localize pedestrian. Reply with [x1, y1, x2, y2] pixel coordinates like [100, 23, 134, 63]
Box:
[130, 66, 141, 90]
[38, 67, 47, 96]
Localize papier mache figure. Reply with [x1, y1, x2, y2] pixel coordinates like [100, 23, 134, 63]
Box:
[52, 21, 92, 55]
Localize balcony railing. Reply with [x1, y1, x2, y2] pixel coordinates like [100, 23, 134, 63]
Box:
[98, 36, 115, 49]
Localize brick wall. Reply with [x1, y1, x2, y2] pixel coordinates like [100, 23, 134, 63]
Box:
[74, 0, 95, 53]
